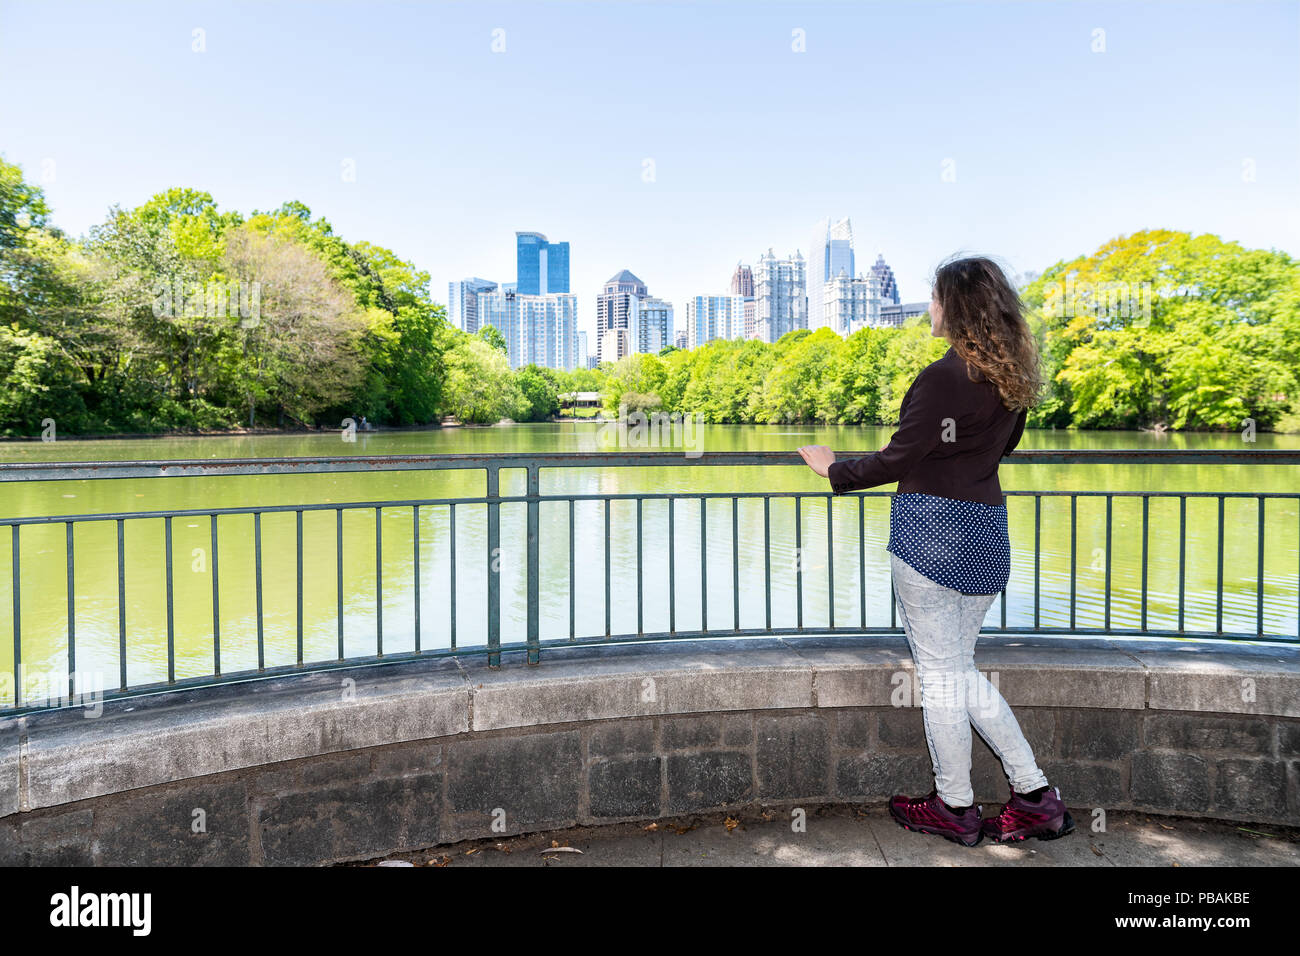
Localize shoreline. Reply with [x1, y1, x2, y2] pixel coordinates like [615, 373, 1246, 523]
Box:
[0, 421, 1293, 445]
[0, 417, 616, 444]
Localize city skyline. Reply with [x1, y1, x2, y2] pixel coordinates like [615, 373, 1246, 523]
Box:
[2, 0, 1295, 354]
[453, 224, 916, 368]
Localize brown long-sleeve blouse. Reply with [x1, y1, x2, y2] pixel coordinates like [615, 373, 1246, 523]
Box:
[826, 346, 1026, 506]
[825, 345, 1028, 595]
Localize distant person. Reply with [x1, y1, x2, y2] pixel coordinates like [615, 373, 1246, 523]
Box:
[797, 254, 1073, 847]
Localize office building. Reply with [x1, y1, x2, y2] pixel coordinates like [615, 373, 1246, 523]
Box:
[808, 218, 855, 332]
[637, 296, 673, 354]
[595, 269, 673, 362]
[516, 231, 570, 295]
[823, 269, 884, 335]
[686, 294, 747, 349]
[754, 249, 806, 342]
[730, 263, 757, 339]
[730, 263, 754, 298]
[870, 253, 901, 306]
[447, 277, 498, 333]
[477, 286, 580, 370]
[596, 269, 645, 364]
[879, 301, 929, 328]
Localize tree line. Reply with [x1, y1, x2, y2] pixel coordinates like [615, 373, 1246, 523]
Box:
[1, 156, 1296, 436]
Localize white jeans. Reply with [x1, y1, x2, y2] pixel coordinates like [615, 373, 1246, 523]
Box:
[890, 551, 1049, 806]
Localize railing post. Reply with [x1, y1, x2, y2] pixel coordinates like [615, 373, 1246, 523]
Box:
[486, 464, 501, 668]
[527, 462, 540, 665]
[11, 525, 20, 710]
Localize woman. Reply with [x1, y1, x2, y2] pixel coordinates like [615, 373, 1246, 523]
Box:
[797, 254, 1074, 848]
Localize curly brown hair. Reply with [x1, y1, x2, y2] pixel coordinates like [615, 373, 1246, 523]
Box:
[931, 255, 1043, 412]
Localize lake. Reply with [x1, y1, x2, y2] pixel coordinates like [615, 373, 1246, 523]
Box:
[1, 423, 1297, 705]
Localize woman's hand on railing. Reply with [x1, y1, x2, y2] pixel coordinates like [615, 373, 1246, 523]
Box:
[796, 445, 836, 478]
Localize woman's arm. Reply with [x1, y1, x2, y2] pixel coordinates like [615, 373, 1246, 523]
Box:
[799, 368, 944, 495]
[1002, 407, 1028, 458]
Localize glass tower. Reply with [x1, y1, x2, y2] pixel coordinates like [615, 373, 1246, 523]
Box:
[516, 231, 570, 295]
[809, 217, 855, 331]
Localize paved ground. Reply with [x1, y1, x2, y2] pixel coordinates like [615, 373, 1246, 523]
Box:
[345, 804, 1300, 867]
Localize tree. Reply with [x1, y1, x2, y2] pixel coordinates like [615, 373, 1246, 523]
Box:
[1024, 230, 1299, 429]
[443, 332, 526, 424]
[601, 352, 667, 417]
[516, 364, 560, 421]
[477, 324, 508, 355]
[0, 155, 50, 251]
[222, 226, 367, 425]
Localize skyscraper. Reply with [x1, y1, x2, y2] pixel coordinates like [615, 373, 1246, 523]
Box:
[730, 263, 756, 339]
[754, 249, 806, 343]
[686, 295, 747, 349]
[595, 270, 673, 363]
[824, 269, 884, 335]
[637, 297, 673, 354]
[730, 263, 754, 298]
[596, 269, 646, 365]
[871, 253, 901, 306]
[477, 285, 579, 370]
[516, 231, 570, 295]
[447, 277, 498, 333]
[808, 218, 855, 332]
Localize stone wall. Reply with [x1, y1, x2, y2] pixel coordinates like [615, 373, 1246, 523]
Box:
[1, 635, 1296, 865]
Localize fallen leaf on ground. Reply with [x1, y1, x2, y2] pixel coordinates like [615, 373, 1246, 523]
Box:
[723, 817, 741, 832]
[540, 846, 583, 854]
[643, 823, 659, 831]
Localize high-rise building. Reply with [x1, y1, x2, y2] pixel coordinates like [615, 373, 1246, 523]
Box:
[577, 330, 588, 369]
[447, 277, 498, 333]
[870, 253, 901, 306]
[452, 230, 578, 369]
[674, 328, 688, 350]
[595, 270, 673, 363]
[754, 249, 806, 343]
[637, 297, 673, 354]
[477, 286, 579, 370]
[808, 218, 855, 332]
[824, 269, 884, 335]
[730, 263, 756, 339]
[600, 327, 630, 366]
[686, 295, 747, 349]
[730, 263, 754, 298]
[596, 269, 646, 365]
[516, 231, 570, 295]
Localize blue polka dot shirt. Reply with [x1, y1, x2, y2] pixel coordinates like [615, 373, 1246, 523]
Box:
[887, 492, 1010, 595]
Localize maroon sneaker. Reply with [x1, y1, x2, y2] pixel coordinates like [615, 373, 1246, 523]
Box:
[981, 786, 1075, 843]
[888, 790, 984, 847]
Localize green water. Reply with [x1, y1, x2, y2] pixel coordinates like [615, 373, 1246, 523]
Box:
[0, 424, 1297, 705]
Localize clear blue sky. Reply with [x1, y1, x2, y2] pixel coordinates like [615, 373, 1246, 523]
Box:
[2, 0, 1297, 342]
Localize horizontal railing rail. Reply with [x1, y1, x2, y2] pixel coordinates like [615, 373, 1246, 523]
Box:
[0, 450, 1297, 714]
[1, 447, 1298, 482]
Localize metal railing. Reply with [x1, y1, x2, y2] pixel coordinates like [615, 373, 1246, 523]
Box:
[0, 449, 1297, 714]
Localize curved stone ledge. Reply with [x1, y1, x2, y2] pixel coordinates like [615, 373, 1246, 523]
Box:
[1, 635, 1297, 865]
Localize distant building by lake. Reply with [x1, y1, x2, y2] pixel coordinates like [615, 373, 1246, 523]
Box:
[879, 301, 929, 327]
